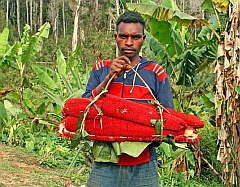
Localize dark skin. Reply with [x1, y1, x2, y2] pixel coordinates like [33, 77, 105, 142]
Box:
[95, 22, 146, 94]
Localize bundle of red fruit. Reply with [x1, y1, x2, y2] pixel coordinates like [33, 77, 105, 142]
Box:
[58, 94, 204, 143]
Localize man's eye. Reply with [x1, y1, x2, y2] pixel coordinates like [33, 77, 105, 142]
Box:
[119, 35, 127, 39]
[133, 36, 140, 39]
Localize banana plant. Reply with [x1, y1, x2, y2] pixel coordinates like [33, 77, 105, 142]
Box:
[0, 22, 51, 110]
[0, 25, 89, 128]
[127, 0, 220, 110]
[0, 28, 9, 65]
[31, 46, 89, 121]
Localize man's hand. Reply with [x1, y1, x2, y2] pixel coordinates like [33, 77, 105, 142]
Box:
[110, 56, 131, 78]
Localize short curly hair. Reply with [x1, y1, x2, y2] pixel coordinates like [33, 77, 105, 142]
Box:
[116, 11, 145, 34]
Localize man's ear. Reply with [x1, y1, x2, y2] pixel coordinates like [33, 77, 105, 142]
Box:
[143, 34, 146, 40]
[114, 33, 117, 39]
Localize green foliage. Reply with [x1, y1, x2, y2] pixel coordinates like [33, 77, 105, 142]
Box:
[0, 101, 7, 119]
[0, 28, 9, 64]
[159, 173, 225, 187]
[201, 93, 216, 126]
[157, 142, 191, 178]
[0, 99, 27, 145]
[0, 97, 89, 170]
[0, 22, 51, 118]
[236, 86, 240, 95]
[21, 23, 50, 64]
[0, 23, 50, 67]
[80, 30, 116, 66]
[31, 46, 89, 119]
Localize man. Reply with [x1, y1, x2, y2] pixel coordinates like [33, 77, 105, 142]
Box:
[82, 11, 174, 187]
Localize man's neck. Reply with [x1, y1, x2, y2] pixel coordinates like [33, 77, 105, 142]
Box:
[129, 56, 141, 67]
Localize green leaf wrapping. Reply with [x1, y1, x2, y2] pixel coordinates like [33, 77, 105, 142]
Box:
[92, 141, 151, 163]
[93, 142, 119, 163]
[119, 142, 150, 157]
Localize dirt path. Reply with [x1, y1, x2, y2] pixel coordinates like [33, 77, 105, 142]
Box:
[0, 143, 70, 187]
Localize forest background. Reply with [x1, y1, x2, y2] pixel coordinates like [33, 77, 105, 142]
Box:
[0, 0, 239, 187]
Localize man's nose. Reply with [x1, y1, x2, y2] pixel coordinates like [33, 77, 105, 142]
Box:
[125, 37, 133, 46]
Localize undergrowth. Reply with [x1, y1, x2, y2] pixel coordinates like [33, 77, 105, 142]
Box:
[0, 114, 225, 187]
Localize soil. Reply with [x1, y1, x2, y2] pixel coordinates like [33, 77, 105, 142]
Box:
[0, 142, 73, 187]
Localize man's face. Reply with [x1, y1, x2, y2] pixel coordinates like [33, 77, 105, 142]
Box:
[115, 22, 145, 61]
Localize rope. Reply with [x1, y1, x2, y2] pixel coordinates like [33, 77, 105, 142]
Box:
[79, 73, 116, 135]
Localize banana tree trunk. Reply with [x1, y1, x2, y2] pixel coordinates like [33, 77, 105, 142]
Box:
[6, 0, 9, 27]
[62, 0, 66, 38]
[30, 0, 33, 32]
[16, 0, 21, 38]
[72, 0, 81, 52]
[26, 0, 29, 25]
[115, 0, 120, 57]
[215, 2, 240, 186]
[39, 0, 43, 27]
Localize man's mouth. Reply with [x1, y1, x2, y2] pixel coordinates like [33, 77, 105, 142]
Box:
[122, 48, 135, 54]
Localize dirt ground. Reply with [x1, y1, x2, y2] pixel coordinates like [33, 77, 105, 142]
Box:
[0, 143, 73, 187]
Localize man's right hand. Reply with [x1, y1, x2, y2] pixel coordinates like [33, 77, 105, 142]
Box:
[110, 55, 131, 78]
[94, 56, 132, 95]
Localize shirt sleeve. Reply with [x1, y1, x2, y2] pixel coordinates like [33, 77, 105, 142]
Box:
[81, 69, 100, 98]
[156, 76, 174, 109]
